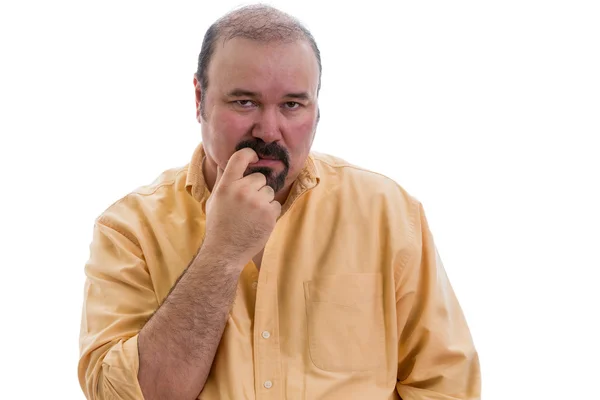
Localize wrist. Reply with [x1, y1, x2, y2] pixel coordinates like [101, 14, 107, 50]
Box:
[194, 239, 247, 273]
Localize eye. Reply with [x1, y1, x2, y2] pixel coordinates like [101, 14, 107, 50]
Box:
[235, 100, 256, 108]
[283, 101, 300, 110]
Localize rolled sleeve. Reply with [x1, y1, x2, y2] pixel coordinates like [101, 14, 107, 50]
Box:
[78, 216, 157, 400]
[97, 335, 144, 399]
[395, 201, 481, 399]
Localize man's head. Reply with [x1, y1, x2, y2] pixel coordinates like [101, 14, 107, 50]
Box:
[194, 4, 321, 198]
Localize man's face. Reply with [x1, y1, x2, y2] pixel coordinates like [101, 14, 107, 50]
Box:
[195, 37, 320, 194]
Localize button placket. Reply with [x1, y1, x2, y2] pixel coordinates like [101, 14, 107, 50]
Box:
[253, 267, 282, 398]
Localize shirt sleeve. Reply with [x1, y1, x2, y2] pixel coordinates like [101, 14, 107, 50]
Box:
[78, 216, 158, 400]
[395, 201, 481, 400]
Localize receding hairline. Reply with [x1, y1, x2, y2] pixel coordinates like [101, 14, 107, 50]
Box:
[196, 4, 322, 117]
[213, 4, 311, 44]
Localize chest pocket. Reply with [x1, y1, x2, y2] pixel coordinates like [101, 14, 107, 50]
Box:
[303, 273, 385, 372]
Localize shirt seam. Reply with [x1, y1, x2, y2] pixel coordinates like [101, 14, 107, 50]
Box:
[95, 216, 143, 253]
[394, 196, 421, 297]
[95, 217, 159, 306]
[96, 167, 187, 224]
[312, 156, 401, 186]
[132, 166, 187, 197]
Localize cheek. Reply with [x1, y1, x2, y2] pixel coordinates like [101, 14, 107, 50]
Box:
[285, 115, 317, 171]
[287, 116, 317, 153]
[205, 110, 251, 161]
[215, 110, 247, 134]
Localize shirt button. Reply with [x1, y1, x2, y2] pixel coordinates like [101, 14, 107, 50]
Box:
[252, 281, 258, 289]
[264, 380, 273, 389]
[262, 331, 271, 339]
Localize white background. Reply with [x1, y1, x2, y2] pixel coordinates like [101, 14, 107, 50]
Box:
[1, 0, 599, 398]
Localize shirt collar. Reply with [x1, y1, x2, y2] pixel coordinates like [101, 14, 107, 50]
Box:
[185, 142, 320, 215]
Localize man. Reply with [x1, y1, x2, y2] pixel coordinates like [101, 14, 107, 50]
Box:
[78, 4, 480, 400]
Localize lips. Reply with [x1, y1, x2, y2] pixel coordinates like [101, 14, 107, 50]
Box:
[252, 157, 281, 167]
[258, 155, 278, 161]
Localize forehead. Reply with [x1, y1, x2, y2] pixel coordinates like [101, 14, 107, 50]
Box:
[208, 37, 319, 97]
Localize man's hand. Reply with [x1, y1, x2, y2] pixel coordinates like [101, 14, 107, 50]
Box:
[203, 147, 282, 266]
[138, 148, 278, 399]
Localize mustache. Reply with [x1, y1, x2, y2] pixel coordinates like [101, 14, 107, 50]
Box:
[235, 140, 290, 169]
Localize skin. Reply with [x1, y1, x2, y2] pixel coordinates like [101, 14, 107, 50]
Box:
[137, 37, 320, 400]
[196, 37, 320, 204]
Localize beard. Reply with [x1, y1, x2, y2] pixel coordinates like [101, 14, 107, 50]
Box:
[245, 165, 287, 193]
[235, 139, 290, 193]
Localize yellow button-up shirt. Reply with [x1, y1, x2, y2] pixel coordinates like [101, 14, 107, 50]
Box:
[79, 143, 480, 400]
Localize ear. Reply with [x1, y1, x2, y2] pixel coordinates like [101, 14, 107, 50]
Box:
[193, 74, 202, 122]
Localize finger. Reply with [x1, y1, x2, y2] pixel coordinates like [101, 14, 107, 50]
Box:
[258, 184, 275, 200]
[244, 172, 267, 190]
[221, 148, 259, 184]
[270, 200, 282, 217]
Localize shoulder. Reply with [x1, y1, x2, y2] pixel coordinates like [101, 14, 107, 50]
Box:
[94, 165, 191, 240]
[310, 151, 419, 208]
[309, 151, 425, 265]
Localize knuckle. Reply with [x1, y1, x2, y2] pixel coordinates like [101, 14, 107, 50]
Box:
[216, 186, 231, 199]
[251, 198, 263, 209]
[237, 186, 251, 199]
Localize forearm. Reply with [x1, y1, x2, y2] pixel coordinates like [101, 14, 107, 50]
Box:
[137, 247, 243, 400]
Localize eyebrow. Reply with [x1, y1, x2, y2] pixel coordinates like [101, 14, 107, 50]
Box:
[227, 89, 259, 98]
[226, 89, 311, 101]
[285, 92, 310, 101]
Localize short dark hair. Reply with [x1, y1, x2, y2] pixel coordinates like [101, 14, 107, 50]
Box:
[196, 4, 322, 119]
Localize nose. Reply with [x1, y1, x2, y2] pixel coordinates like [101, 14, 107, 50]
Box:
[252, 106, 282, 143]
